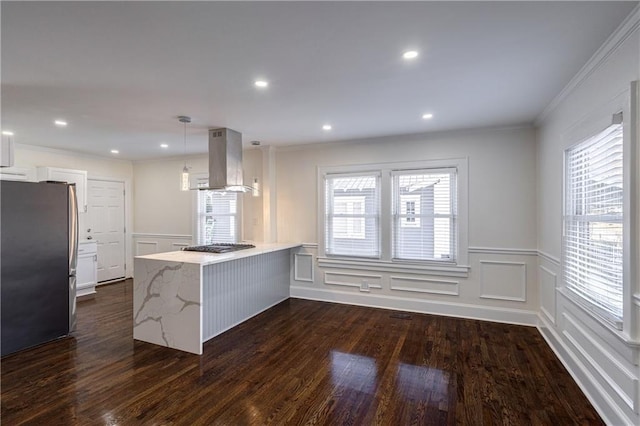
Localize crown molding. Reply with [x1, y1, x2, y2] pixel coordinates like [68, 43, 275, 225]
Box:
[535, 4, 640, 126]
[16, 143, 133, 165]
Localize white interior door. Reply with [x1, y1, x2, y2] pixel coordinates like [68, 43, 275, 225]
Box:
[87, 180, 125, 282]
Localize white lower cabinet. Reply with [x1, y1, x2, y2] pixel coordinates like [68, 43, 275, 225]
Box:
[77, 241, 98, 298]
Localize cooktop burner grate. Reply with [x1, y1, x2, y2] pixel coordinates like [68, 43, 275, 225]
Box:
[181, 243, 256, 253]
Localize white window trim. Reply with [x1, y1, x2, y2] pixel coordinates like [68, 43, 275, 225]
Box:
[324, 171, 381, 258]
[317, 158, 469, 275]
[191, 172, 242, 244]
[560, 85, 638, 342]
[392, 168, 457, 262]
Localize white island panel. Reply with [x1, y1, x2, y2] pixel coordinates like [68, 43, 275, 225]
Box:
[202, 249, 290, 341]
[133, 259, 202, 354]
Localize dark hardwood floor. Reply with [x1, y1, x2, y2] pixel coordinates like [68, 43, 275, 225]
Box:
[2, 279, 602, 425]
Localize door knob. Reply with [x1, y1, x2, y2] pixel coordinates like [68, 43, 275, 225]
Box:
[87, 236, 93, 240]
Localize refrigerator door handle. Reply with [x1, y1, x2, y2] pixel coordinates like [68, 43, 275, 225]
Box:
[68, 183, 79, 333]
[68, 184, 79, 271]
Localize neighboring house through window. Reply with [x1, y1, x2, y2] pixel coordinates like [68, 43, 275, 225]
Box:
[193, 174, 240, 244]
[393, 169, 456, 261]
[334, 195, 366, 239]
[400, 195, 420, 227]
[325, 173, 380, 258]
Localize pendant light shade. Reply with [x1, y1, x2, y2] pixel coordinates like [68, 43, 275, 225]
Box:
[181, 165, 190, 192]
[252, 177, 260, 197]
[179, 116, 191, 191]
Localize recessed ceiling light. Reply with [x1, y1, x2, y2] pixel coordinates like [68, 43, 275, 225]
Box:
[160, 143, 169, 149]
[322, 124, 332, 131]
[54, 120, 68, 127]
[403, 50, 419, 60]
[254, 80, 269, 88]
[110, 149, 119, 154]
[2, 130, 14, 136]
[422, 113, 434, 120]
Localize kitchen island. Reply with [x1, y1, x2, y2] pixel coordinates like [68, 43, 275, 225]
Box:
[133, 242, 300, 355]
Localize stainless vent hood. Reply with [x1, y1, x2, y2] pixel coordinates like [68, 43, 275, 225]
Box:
[192, 128, 251, 192]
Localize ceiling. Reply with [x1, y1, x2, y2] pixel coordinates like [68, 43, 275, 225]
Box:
[2, 1, 637, 160]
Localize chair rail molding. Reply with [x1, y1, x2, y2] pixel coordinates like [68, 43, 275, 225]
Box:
[468, 246, 538, 256]
[132, 233, 193, 240]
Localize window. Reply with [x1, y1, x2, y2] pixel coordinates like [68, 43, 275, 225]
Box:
[325, 173, 380, 257]
[563, 118, 623, 325]
[196, 190, 239, 244]
[321, 159, 468, 268]
[393, 169, 456, 261]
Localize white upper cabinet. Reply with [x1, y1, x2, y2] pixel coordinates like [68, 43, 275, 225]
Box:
[37, 167, 88, 212]
[0, 166, 36, 182]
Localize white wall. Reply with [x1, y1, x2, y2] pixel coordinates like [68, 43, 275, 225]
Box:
[277, 127, 537, 247]
[279, 126, 541, 325]
[132, 148, 264, 256]
[13, 144, 135, 278]
[133, 154, 208, 236]
[536, 8, 640, 425]
[241, 148, 264, 242]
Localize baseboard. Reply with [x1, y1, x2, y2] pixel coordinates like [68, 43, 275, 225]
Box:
[96, 278, 128, 287]
[76, 293, 96, 302]
[290, 286, 538, 326]
[537, 314, 634, 426]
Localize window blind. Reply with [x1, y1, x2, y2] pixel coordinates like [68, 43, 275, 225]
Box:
[325, 173, 380, 258]
[197, 190, 239, 244]
[564, 122, 623, 324]
[392, 169, 456, 261]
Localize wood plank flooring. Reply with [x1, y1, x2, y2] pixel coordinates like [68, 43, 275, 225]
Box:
[1, 279, 602, 425]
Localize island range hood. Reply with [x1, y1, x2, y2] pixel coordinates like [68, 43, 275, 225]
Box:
[192, 128, 252, 192]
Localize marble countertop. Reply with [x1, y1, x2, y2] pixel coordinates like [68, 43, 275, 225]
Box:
[134, 242, 301, 266]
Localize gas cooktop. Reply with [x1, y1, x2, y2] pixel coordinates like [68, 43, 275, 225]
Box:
[181, 243, 256, 254]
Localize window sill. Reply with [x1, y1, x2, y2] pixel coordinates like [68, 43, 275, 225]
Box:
[317, 256, 470, 278]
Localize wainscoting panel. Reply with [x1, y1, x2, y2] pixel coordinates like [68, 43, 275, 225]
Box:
[539, 265, 557, 324]
[294, 253, 314, 282]
[136, 241, 158, 256]
[479, 260, 527, 302]
[538, 284, 640, 425]
[132, 233, 193, 257]
[292, 244, 539, 325]
[390, 275, 459, 296]
[562, 312, 637, 412]
[324, 271, 383, 290]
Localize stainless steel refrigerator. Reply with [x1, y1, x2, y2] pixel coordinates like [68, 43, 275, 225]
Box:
[1, 180, 78, 357]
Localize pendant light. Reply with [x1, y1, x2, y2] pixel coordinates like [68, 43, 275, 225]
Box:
[179, 116, 191, 191]
[251, 140, 260, 197]
[252, 177, 260, 197]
